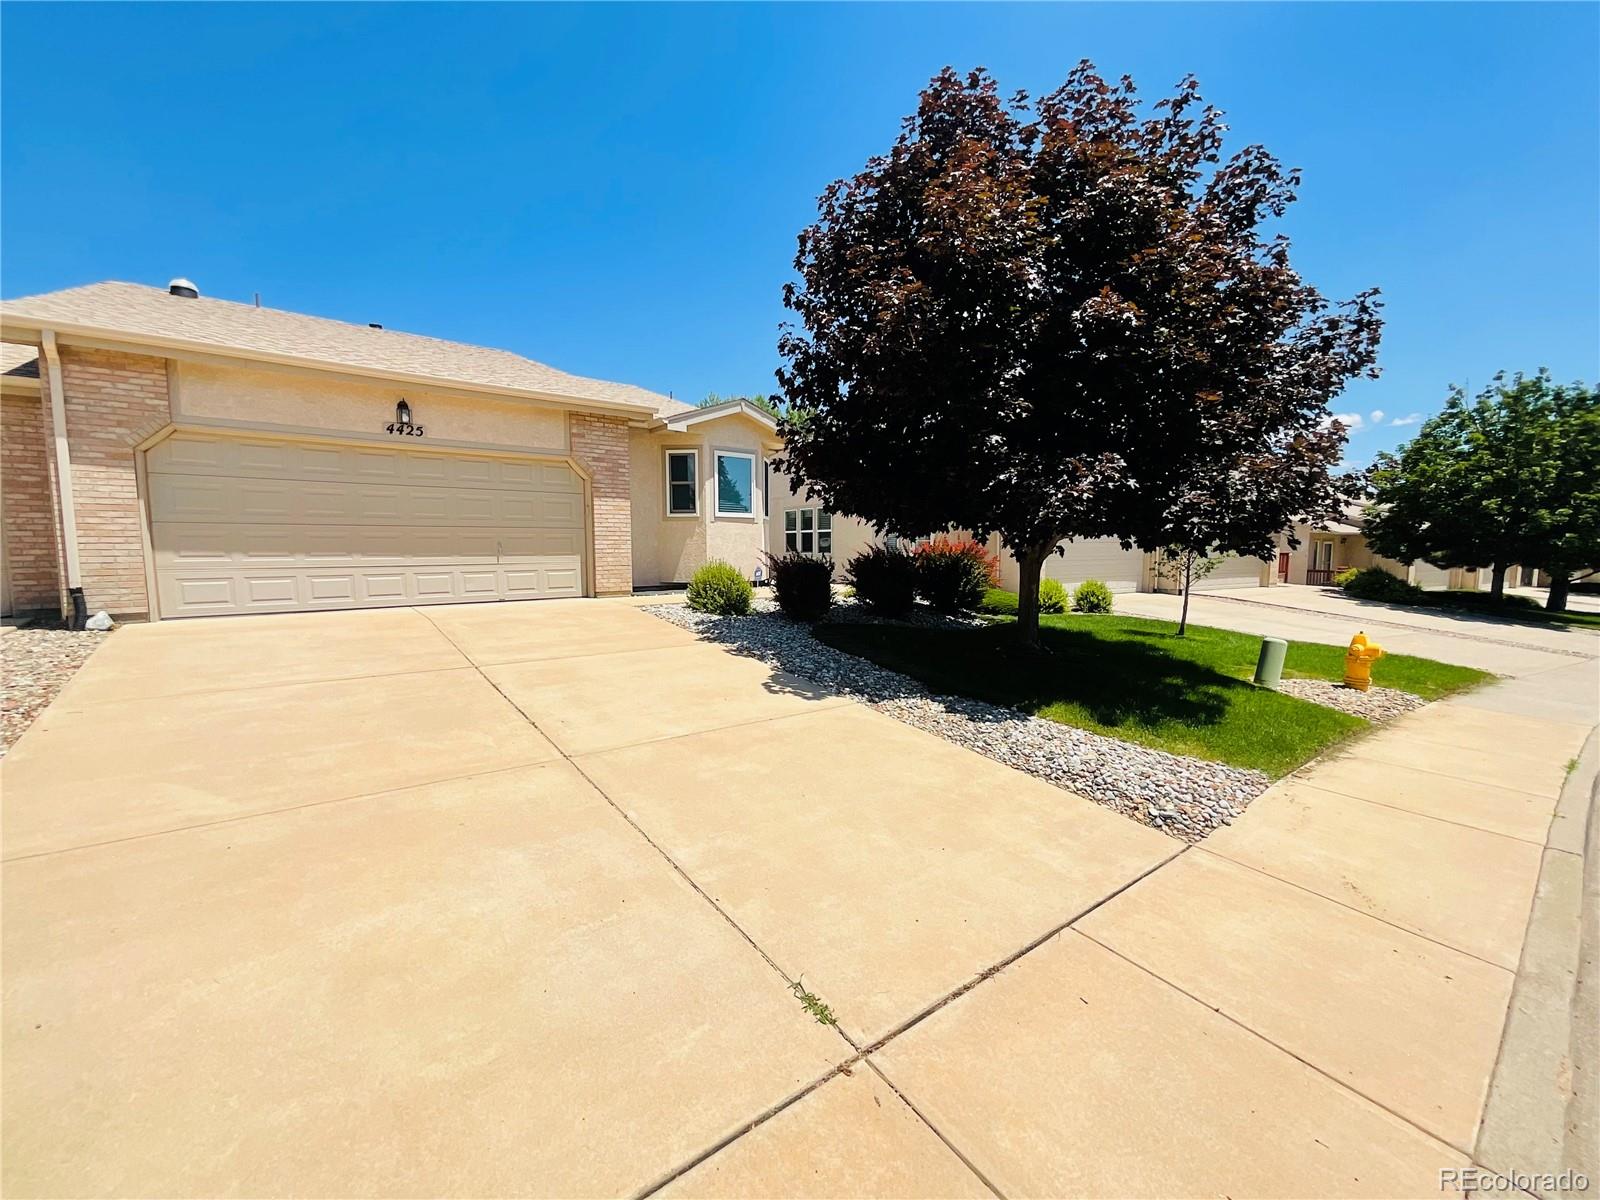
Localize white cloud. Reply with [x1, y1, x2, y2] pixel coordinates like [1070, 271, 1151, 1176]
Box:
[1390, 413, 1422, 427]
[1325, 411, 1365, 432]
[1369, 409, 1385, 425]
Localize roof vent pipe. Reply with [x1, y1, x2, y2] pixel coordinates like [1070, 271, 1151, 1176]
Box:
[167, 278, 199, 299]
[368, 323, 383, 330]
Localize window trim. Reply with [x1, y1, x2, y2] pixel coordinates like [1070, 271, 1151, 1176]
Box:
[713, 449, 758, 519]
[664, 448, 699, 518]
[784, 506, 833, 555]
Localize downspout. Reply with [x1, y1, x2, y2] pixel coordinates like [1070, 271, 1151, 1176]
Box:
[40, 331, 87, 629]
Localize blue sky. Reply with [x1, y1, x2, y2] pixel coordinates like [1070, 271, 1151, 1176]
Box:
[3, 2, 1596, 466]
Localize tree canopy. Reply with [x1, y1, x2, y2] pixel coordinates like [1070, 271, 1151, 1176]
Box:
[1364, 371, 1600, 608]
[776, 64, 1381, 644]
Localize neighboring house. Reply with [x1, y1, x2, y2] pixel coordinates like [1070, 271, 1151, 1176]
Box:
[0, 279, 779, 620]
[1272, 503, 1487, 590]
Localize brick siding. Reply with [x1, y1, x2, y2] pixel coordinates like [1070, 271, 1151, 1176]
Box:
[1, 394, 62, 612]
[57, 348, 172, 616]
[568, 412, 633, 595]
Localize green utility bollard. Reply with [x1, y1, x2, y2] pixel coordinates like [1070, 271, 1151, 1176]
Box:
[1254, 637, 1288, 687]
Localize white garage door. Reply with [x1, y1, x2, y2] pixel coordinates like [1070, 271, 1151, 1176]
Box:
[149, 432, 585, 617]
[1192, 554, 1268, 590]
[1042, 538, 1146, 593]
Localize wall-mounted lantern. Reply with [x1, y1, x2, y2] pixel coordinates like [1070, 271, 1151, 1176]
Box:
[386, 399, 425, 438]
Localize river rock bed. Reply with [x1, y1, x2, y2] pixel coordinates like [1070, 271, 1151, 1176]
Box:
[646, 602, 1269, 841]
[1, 626, 113, 757]
[1274, 677, 1426, 722]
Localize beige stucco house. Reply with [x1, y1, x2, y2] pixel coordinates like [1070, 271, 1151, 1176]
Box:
[0, 280, 779, 621]
[1272, 504, 1495, 591]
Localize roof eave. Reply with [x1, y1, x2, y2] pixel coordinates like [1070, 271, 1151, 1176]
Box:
[651, 399, 781, 437]
[0, 313, 661, 419]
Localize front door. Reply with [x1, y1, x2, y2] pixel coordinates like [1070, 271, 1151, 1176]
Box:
[1277, 551, 1291, 583]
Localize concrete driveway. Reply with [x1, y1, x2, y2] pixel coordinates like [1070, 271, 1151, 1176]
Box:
[3, 598, 1582, 1197]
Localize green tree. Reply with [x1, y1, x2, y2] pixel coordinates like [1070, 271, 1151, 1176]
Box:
[776, 65, 1380, 647]
[1365, 372, 1600, 610]
[700, 392, 783, 419]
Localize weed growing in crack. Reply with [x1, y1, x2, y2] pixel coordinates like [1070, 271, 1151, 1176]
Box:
[791, 978, 836, 1026]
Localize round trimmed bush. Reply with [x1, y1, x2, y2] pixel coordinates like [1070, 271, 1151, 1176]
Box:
[913, 536, 995, 613]
[1038, 577, 1068, 614]
[846, 545, 918, 617]
[764, 551, 834, 622]
[686, 560, 753, 616]
[1340, 566, 1423, 604]
[1071, 579, 1114, 614]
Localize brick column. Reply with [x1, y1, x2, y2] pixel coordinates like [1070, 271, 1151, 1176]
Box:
[57, 348, 172, 616]
[1, 395, 63, 612]
[568, 412, 633, 596]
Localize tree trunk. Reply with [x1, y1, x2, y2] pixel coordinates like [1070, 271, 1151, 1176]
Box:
[1546, 569, 1571, 612]
[1015, 545, 1048, 650]
[1490, 564, 1506, 600]
[1179, 573, 1193, 636]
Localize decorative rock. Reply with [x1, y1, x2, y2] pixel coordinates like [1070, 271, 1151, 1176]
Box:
[1, 626, 113, 756]
[1275, 678, 1425, 722]
[646, 602, 1269, 842]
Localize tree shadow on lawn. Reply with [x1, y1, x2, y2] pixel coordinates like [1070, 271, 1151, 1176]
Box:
[818, 621, 1239, 733]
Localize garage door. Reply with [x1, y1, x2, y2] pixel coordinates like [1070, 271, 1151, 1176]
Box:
[1040, 537, 1146, 594]
[148, 432, 585, 617]
[1192, 554, 1268, 590]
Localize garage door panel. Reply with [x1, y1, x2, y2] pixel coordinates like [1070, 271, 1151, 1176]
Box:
[1042, 537, 1145, 593]
[148, 435, 583, 494]
[149, 433, 587, 617]
[1192, 556, 1267, 589]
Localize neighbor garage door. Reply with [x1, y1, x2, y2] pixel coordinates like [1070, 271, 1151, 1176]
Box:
[1192, 554, 1267, 590]
[148, 432, 585, 617]
[1043, 537, 1146, 593]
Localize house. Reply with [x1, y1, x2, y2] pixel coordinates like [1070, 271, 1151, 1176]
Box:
[1272, 503, 1489, 590]
[0, 280, 780, 620]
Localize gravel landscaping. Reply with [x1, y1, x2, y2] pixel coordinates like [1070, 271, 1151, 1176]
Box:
[1, 626, 112, 758]
[1274, 678, 1426, 722]
[648, 601, 1270, 841]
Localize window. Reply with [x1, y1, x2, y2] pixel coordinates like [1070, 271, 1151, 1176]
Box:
[785, 508, 832, 554]
[715, 451, 756, 516]
[1313, 540, 1333, 569]
[665, 450, 697, 516]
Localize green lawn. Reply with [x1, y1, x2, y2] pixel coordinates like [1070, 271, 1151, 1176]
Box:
[814, 614, 1491, 777]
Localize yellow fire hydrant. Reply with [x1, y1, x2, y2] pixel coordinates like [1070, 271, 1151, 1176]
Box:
[1343, 631, 1384, 692]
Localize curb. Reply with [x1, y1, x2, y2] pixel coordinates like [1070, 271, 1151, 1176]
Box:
[1474, 724, 1599, 1197]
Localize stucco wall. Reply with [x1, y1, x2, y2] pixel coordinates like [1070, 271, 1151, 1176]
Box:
[768, 466, 879, 580]
[176, 360, 569, 453]
[632, 416, 772, 585]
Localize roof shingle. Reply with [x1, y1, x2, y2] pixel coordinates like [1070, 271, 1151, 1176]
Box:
[0, 281, 694, 416]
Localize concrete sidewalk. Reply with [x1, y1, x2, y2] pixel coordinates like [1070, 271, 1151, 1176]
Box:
[2, 599, 1594, 1196]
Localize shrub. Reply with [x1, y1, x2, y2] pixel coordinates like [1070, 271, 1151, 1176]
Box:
[1072, 579, 1115, 614]
[979, 587, 1018, 615]
[1429, 588, 1541, 614]
[913, 535, 997, 613]
[1340, 566, 1423, 604]
[846, 545, 918, 616]
[686, 560, 753, 616]
[1332, 567, 1360, 588]
[1038, 577, 1068, 614]
[764, 551, 834, 621]
[979, 579, 1068, 616]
